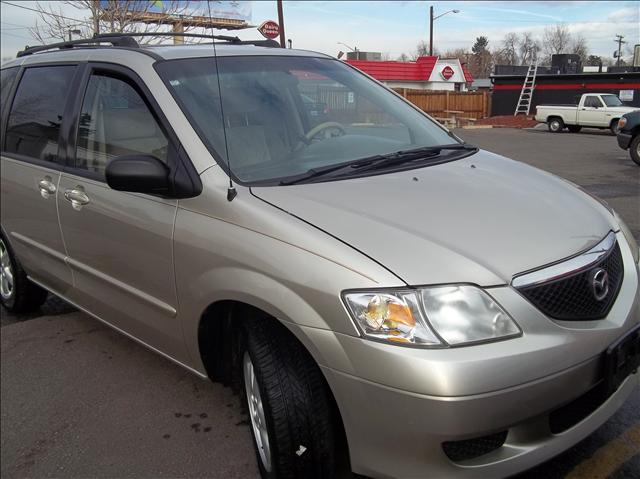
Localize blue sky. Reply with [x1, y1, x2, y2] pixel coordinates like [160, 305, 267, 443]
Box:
[1, 1, 638, 61]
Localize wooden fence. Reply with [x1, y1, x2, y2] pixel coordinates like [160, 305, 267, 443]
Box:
[393, 89, 490, 121]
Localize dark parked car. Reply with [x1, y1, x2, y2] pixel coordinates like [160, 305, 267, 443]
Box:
[617, 110, 640, 166]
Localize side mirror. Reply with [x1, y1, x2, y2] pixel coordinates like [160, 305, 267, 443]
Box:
[106, 155, 170, 195]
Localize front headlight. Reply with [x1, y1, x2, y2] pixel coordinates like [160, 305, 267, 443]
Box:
[615, 211, 639, 264]
[343, 285, 521, 347]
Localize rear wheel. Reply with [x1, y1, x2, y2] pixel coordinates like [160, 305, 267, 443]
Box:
[610, 119, 620, 135]
[242, 318, 336, 479]
[630, 135, 640, 166]
[548, 117, 564, 132]
[567, 125, 582, 133]
[0, 234, 48, 313]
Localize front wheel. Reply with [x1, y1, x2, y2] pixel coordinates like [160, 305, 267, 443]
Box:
[548, 118, 564, 132]
[610, 120, 620, 135]
[242, 318, 337, 478]
[0, 234, 48, 313]
[630, 135, 640, 166]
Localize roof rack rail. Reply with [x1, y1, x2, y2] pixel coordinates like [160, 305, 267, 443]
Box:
[17, 32, 250, 58]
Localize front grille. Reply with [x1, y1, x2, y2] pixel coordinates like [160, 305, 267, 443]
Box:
[516, 242, 623, 320]
[442, 431, 508, 462]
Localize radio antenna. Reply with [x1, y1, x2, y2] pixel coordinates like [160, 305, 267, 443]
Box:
[206, 0, 237, 201]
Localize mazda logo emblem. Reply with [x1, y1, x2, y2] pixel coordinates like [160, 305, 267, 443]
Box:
[589, 268, 609, 301]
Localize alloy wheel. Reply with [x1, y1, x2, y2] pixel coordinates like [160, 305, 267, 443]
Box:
[244, 351, 272, 472]
[0, 239, 14, 301]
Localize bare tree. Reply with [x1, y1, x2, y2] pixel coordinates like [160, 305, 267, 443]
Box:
[397, 53, 410, 62]
[519, 32, 540, 65]
[570, 34, 589, 63]
[500, 32, 519, 65]
[542, 23, 571, 60]
[29, 1, 192, 45]
[412, 40, 430, 60]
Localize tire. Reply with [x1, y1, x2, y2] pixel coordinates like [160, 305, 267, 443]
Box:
[242, 317, 336, 479]
[630, 135, 640, 166]
[567, 125, 582, 133]
[0, 232, 48, 313]
[610, 119, 620, 135]
[548, 117, 564, 132]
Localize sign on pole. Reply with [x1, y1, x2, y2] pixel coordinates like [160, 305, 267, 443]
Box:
[258, 20, 280, 40]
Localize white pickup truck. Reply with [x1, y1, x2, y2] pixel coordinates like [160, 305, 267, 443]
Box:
[535, 93, 637, 134]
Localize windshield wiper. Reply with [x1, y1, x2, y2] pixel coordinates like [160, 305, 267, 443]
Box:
[279, 144, 477, 185]
[352, 144, 477, 172]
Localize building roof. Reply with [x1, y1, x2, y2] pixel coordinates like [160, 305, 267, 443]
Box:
[462, 63, 473, 83]
[346, 56, 474, 83]
[346, 56, 438, 81]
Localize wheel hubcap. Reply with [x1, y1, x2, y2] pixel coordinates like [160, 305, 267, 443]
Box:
[0, 239, 14, 301]
[244, 352, 272, 472]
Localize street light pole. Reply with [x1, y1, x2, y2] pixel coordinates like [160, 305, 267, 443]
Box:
[429, 6, 434, 56]
[429, 7, 459, 57]
[277, 0, 286, 48]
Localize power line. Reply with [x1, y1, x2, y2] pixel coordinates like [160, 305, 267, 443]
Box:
[2, 1, 90, 24]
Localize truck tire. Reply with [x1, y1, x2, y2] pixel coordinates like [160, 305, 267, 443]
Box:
[610, 120, 620, 135]
[548, 117, 564, 132]
[0, 233, 48, 313]
[242, 317, 336, 479]
[567, 125, 582, 133]
[630, 135, 640, 166]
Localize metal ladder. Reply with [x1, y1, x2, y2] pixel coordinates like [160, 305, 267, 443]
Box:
[514, 60, 538, 116]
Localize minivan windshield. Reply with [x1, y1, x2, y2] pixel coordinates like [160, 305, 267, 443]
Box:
[156, 56, 459, 184]
[601, 95, 623, 107]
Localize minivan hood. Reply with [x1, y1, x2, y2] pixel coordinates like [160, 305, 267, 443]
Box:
[252, 150, 615, 286]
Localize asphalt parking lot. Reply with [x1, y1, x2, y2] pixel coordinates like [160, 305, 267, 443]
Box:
[1, 127, 639, 479]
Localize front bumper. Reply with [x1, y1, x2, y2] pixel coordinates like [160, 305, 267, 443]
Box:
[290, 233, 640, 478]
[323, 361, 638, 478]
[617, 132, 632, 150]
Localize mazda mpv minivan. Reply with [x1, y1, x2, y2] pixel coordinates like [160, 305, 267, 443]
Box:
[1, 35, 638, 479]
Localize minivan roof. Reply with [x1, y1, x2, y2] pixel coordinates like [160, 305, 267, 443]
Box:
[1, 43, 330, 69]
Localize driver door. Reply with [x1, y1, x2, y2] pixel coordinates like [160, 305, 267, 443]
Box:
[58, 64, 187, 361]
[579, 95, 606, 126]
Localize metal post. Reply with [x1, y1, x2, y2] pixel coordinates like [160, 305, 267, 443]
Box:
[429, 5, 434, 56]
[277, 0, 286, 48]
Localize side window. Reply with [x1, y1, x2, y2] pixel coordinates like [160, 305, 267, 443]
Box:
[1, 67, 19, 116]
[5, 66, 76, 162]
[584, 96, 602, 108]
[76, 73, 168, 177]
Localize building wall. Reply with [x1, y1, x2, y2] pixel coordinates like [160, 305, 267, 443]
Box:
[491, 73, 640, 115]
[381, 80, 462, 91]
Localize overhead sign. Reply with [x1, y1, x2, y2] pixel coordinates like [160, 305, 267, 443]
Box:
[98, 1, 252, 21]
[258, 20, 280, 39]
[440, 65, 455, 80]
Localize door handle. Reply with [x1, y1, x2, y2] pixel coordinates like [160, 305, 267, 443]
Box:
[64, 187, 90, 211]
[38, 177, 56, 199]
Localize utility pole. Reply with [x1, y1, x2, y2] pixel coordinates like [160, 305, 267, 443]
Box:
[614, 34, 626, 66]
[92, 0, 100, 35]
[277, 0, 286, 48]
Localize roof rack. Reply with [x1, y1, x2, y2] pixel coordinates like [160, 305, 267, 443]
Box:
[16, 32, 278, 58]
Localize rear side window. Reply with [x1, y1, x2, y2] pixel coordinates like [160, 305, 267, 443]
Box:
[1, 67, 19, 115]
[75, 73, 168, 177]
[5, 66, 75, 163]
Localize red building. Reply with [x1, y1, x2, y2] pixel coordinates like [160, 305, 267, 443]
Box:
[346, 56, 473, 91]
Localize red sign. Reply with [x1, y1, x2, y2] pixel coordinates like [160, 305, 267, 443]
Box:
[258, 20, 280, 39]
[440, 65, 455, 80]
